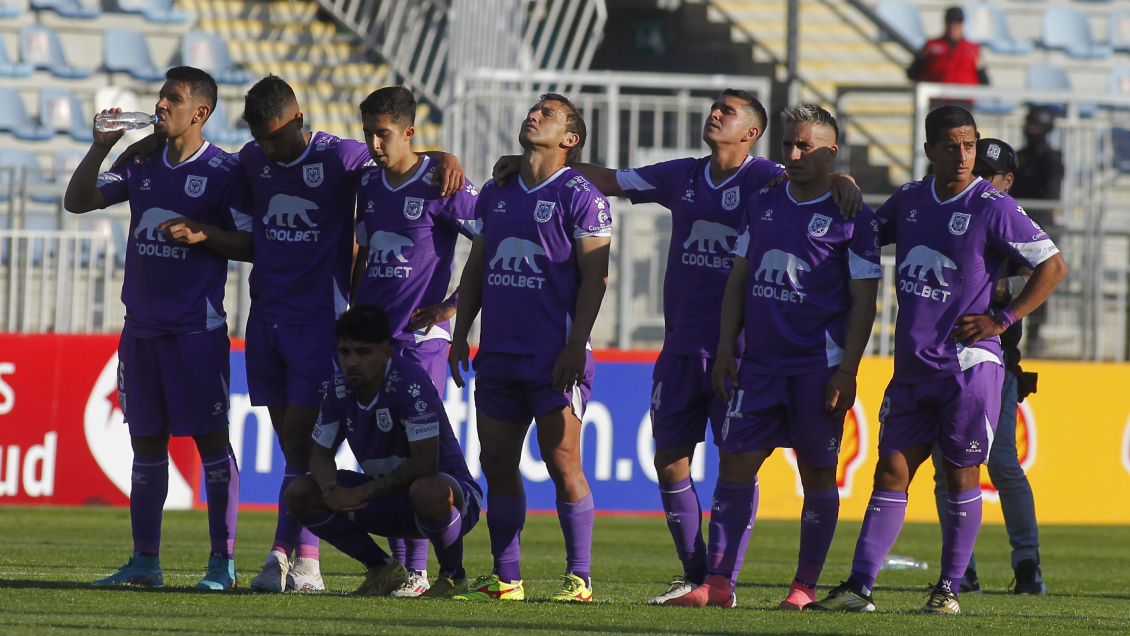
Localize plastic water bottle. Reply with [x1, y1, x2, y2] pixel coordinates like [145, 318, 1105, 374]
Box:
[95, 112, 158, 133]
[882, 554, 928, 570]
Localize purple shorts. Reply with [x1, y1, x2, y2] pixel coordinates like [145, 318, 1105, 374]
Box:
[720, 365, 843, 466]
[473, 350, 594, 425]
[650, 350, 730, 450]
[117, 327, 230, 438]
[398, 338, 449, 398]
[877, 362, 1004, 468]
[336, 469, 482, 539]
[245, 318, 338, 409]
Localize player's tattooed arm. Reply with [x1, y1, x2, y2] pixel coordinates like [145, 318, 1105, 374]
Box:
[64, 109, 128, 214]
[826, 278, 880, 416]
[156, 218, 253, 261]
[356, 437, 441, 503]
[712, 256, 749, 402]
[423, 152, 466, 198]
[449, 235, 488, 389]
[952, 253, 1068, 346]
[406, 302, 457, 335]
[830, 173, 863, 219]
[553, 236, 611, 392]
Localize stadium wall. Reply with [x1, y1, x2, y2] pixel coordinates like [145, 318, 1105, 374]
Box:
[1, 333, 1128, 525]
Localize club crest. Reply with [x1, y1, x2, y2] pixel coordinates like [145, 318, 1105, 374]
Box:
[403, 197, 425, 220]
[808, 214, 832, 237]
[184, 175, 207, 198]
[534, 200, 555, 223]
[303, 163, 324, 188]
[949, 212, 971, 235]
[376, 408, 394, 432]
[721, 186, 740, 211]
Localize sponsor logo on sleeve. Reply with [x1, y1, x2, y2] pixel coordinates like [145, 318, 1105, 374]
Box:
[208, 156, 223, 168]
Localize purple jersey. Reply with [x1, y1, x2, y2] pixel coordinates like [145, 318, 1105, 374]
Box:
[878, 176, 1059, 382]
[239, 132, 371, 323]
[473, 168, 612, 355]
[734, 185, 882, 375]
[97, 142, 251, 337]
[355, 155, 477, 349]
[312, 356, 478, 487]
[615, 156, 786, 357]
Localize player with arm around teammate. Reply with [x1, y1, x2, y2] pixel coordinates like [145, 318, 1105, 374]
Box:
[492, 89, 864, 604]
[351, 85, 478, 595]
[448, 93, 612, 602]
[284, 304, 482, 598]
[807, 106, 1067, 615]
[64, 66, 252, 590]
[696, 104, 881, 610]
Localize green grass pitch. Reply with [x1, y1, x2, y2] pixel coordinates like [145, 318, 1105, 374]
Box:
[1, 507, 1128, 635]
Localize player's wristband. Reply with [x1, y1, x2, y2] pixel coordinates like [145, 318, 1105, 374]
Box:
[997, 307, 1019, 329]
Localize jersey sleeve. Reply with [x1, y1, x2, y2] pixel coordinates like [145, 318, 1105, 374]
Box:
[614, 158, 691, 207]
[732, 190, 763, 259]
[470, 179, 495, 237]
[311, 381, 346, 450]
[745, 158, 787, 190]
[220, 165, 254, 232]
[355, 216, 369, 246]
[874, 189, 902, 246]
[340, 140, 374, 181]
[95, 165, 129, 207]
[439, 179, 479, 239]
[397, 371, 445, 442]
[569, 183, 613, 240]
[847, 207, 883, 279]
[985, 196, 1060, 268]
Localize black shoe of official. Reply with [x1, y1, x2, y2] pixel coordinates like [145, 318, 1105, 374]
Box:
[1010, 559, 1047, 595]
[959, 568, 982, 594]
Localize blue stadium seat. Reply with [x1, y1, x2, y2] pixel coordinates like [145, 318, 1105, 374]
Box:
[1028, 64, 1096, 116]
[0, 148, 57, 205]
[182, 32, 256, 85]
[104, 28, 165, 82]
[40, 88, 93, 142]
[114, 0, 186, 23]
[203, 100, 253, 145]
[0, 0, 23, 17]
[876, 1, 927, 50]
[19, 26, 92, 78]
[0, 86, 51, 140]
[1042, 7, 1112, 58]
[29, 0, 99, 19]
[1110, 10, 1130, 53]
[963, 3, 1034, 54]
[0, 32, 33, 77]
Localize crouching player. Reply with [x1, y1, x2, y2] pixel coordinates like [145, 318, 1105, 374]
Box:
[284, 304, 482, 598]
[701, 105, 880, 609]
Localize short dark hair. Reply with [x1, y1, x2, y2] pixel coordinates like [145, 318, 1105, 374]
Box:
[719, 88, 768, 134]
[780, 103, 839, 143]
[165, 66, 217, 113]
[359, 86, 416, 127]
[334, 304, 393, 346]
[924, 104, 977, 144]
[242, 75, 298, 127]
[535, 92, 586, 164]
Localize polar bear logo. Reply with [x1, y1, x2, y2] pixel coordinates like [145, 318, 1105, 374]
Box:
[683, 220, 738, 253]
[899, 245, 956, 287]
[490, 237, 546, 273]
[755, 249, 811, 288]
[369, 231, 413, 263]
[263, 194, 318, 228]
[134, 208, 181, 242]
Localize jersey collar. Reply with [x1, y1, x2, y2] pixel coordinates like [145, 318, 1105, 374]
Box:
[162, 141, 211, 170]
[278, 131, 322, 168]
[785, 183, 833, 206]
[931, 175, 983, 205]
[518, 166, 568, 193]
[381, 155, 431, 192]
[357, 359, 394, 410]
[704, 155, 752, 190]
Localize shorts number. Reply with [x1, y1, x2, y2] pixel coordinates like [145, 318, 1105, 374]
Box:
[651, 382, 663, 411]
[727, 389, 745, 417]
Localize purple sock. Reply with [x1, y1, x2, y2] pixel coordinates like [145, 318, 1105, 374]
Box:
[937, 486, 983, 597]
[795, 487, 839, 589]
[398, 538, 430, 572]
[301, 510, 392, 569]
[706, 479, 757, 582]
[389, 537, 408, 566]
[130, 453, 169, 556]
[847, 490, 908, 594]
[200, 447, 239, 559]
[729, 477, 759, 588]
[417, 508, 465, 579]
[557, 493, 594, 585]
[274, 466, 319, 558]
[487, 494, 525, 583]
[659, 477, 707, 584]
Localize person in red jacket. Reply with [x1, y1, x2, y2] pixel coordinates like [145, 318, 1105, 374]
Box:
[908, 7, 989, 88]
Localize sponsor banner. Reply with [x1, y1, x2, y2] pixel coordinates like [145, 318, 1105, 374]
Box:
[3, 334, 1130, 523]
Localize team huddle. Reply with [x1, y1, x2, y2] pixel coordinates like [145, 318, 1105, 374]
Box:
[64, 65, 1067, 614]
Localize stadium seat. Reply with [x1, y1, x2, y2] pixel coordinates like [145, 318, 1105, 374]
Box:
[0, 86, 51, 140]
[964, 3, 1034, 54]
[0, 148, 57, 205]
[1042, 7, 1112, 58]
[19, 26, 92, 79]
[203, 99, 253, 145]
[875, 1, 927, 50]
[1028, 64, 1096, 116]
[30, 0, 99, 19]
[181, 31, 255, 85]
[114, 0, 187, 23]
[0, 0, 23, 18]
[104, 28, 165, 82]
[1110, 10, 1130, 53]
[40, 88, 94, 142]
[0, 32, 33, 77]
